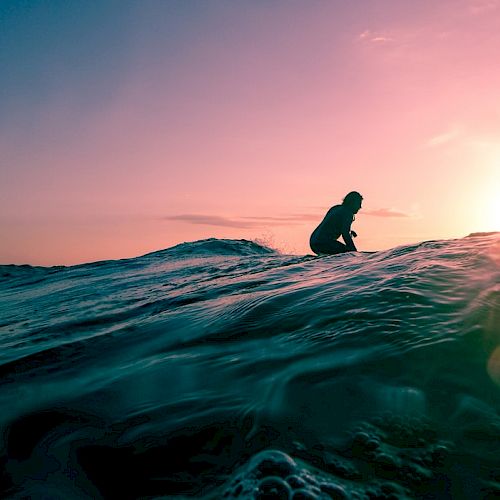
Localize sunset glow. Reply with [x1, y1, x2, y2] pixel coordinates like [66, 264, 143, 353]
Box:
[484, 197, 500, 233]
[1, 1, 500, 265]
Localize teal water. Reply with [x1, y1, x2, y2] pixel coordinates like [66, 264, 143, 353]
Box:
[1, 234, 499, 498]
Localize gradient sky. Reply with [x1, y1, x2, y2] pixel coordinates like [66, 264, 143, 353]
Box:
[1, 0, 499, 265]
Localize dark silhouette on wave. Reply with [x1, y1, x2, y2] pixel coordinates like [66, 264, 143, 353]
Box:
[310, 191, 363, 255]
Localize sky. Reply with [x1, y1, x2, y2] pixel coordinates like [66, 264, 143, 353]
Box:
[1, 0, 499, 265]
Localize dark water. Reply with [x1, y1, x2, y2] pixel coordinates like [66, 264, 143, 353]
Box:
[1, 234, 499, 499]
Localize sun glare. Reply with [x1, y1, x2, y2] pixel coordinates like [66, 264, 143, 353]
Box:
[486, 198, 500, 231]
[473, 143, 500, 232]
[475, 180, 500, 232]
[485, 166, 500, 231]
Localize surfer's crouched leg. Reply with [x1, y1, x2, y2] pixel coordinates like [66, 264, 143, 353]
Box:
[310, 239, 348, 255]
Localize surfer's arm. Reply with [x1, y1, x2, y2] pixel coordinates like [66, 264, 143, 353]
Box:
[341, 215, 357, 251]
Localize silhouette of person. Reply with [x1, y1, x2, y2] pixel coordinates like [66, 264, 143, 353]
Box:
[310, 191, 363, 255]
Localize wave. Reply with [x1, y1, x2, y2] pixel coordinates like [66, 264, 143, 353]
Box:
[149, 237, 277, 258]
[0, 233, 499, 498]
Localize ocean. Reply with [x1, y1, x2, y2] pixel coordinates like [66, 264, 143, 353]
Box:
[1, 233, 499, 499]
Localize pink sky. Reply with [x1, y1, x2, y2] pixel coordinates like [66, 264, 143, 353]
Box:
[1, 1, 499, 265]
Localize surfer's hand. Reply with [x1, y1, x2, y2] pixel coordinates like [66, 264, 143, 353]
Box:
[351, 231, 357, 238]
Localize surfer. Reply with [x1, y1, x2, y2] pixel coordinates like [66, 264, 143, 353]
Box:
[310, 191, 363, 255]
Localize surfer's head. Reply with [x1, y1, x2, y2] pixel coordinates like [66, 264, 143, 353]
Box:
[342, 191, 363, 213]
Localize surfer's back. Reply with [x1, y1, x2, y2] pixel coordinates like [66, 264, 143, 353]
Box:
[311, 204, 346, 242]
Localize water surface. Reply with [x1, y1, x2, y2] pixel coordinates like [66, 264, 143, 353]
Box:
[1, 234, 499, 498]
